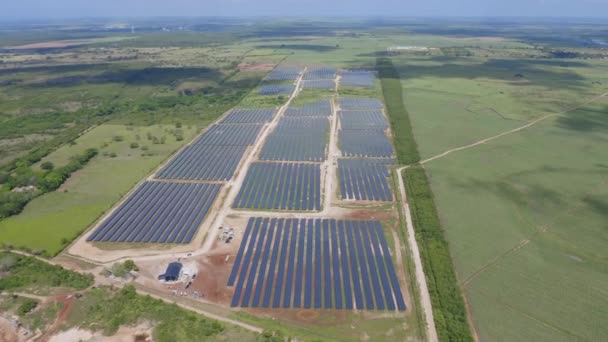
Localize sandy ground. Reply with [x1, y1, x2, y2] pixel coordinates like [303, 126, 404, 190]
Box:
[48, 323, 152, 342]
[0, 316, 21, 342]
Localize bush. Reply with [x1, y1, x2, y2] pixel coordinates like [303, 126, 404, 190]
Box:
[112, 135, 124, 142]
[40, 161, 54, 171]
[0, 252, 94, 291]
[130, 142, 139, 149]
[404, 166, 473, 341]
[17, 298, 38, 316]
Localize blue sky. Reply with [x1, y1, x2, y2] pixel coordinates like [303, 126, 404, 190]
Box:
[3, 0, 608, 19]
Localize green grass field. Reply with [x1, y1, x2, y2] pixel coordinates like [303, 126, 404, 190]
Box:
[395, 53, 608, 340]
[0, 124, 197, 255]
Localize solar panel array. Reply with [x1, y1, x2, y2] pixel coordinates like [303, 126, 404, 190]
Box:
[339, 110, 388, 129]
[156, 145, 248, 181]
[285, 99, 332, 117]
[260, 117, 328, 162]
[340, 129, 394, 158]
[339, 97, 384, 110]
[219, 108, 276, 124]
[194, 124, 262, 146]
[88, 182, 221, 244]
[304, 66, 337, 80]
[259, 84, 295, 95]
[233, 163, 321, 211]
[266, 66, 303, 81]
[302, 80, 336, 90]
[338, 159, 394, 201]
[340, 70, 376, 88]
[227, 218, 407, 311]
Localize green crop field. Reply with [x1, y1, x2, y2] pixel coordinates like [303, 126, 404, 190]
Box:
[394, 51, 608, 340]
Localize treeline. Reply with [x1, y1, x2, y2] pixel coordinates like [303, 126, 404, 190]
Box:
[376, 57, 420, 165]
[0, 251, 94, 290]
[0, 148, 98, 219]
[404, 166, 473, 341]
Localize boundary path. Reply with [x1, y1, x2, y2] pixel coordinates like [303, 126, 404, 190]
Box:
[396, 165, 438, 342]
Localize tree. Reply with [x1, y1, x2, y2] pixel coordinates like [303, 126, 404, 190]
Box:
[41, 161, 55, 171]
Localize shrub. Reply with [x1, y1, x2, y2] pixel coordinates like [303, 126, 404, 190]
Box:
[17, 298, 38, 316]
[40, 161, 54, 171]
[130, 142, 139, 149]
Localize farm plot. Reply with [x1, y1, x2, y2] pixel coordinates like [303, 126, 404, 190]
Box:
[339, 70, 376, 88]
[340, 129, 394, 158]
[87, 181, 221, 244]
[227, 217, 407, 311]
[302, 80, 336, 90]
[304, 66, 337, 80]
[193, 124, 263, 146]
[233, 163, 321, 211]
[265, 66, 303, 81]
[285, 99, 332, 117]
[338, 97, 384, 110]
[155, 145, 248, 181]
[258, 84, 295, 95]
[339, 110, 388, 129]
[219, 108, 276, 124]
[260, 117, 329, 161]
[338, 159, 394, 201]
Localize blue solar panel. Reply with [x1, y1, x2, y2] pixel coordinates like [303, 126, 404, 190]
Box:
[302, 79, 335, 89]
[259, 84, 295, 95]
[340, 129, 394, 158]
[260, 117, 328, 162]
[219, 108, 276, 124]
[339, 97, 384, 110]
[285, 99, 332, 117]
[156, 145, 247, 181]
[338, 158, 394, 201]
[339, 110, 388, 130]
[88, 181, 221, 244]
[233, 162, 321, 211]
[227, 218, 253, 286]
[194, 124, 262, 146]
[304, 66, 337, 80]
[266, 66, 303, 81]
[340, 70, 376, 88]
[228, 218, 406, 311]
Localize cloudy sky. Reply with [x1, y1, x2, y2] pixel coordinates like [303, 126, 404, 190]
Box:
[3, 0, 608, 19]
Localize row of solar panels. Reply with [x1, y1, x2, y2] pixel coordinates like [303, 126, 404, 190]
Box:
[228, 218, 407, 311]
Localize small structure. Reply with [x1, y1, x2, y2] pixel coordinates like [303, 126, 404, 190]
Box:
[158, 262, 182, 282]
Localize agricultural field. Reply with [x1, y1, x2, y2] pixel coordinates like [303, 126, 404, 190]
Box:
[393, 39, 608, 340]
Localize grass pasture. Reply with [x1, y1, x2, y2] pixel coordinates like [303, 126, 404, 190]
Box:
[395, 52, 608, 340]
[0, 124, 197, 255]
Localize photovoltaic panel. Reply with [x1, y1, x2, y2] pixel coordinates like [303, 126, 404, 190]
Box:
[339, 110, 388, 129]
[233, 163, 321, 211]
[266, 66, 303, 81]
[87, 181, 221, 244]
[285, 99, 332, 117]
[194, 124, 262, 146]
[219, 108, 276, 124]
[338, 158, 394, 201]
[302, 79, 335, 90]
[156, 145, 247, 181]
[258, 84, 295, 95]
[304, 66, 337, 80]
[340, 70, 376, 88]
[228, 218, 406, 311]
[260, 117, 328, 162]
[340, 129, 394, 157]
[338, 97, 384, 110]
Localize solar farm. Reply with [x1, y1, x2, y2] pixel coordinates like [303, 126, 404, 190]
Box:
[301, 79, 336, 90]
[76, 64, 411, 331]
[227, 218, 407, 310]
[340, 69, 377, 88]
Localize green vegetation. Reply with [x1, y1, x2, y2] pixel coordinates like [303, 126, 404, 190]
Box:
[377, 57, 420, 164]
[17, 297, 38, 315]
[0, 252, 93, 291]
[107, 259, 139, 278]
[0, 124, 197, 255]
[71, 286, 223, 340]
[404, 166, 473, 341]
